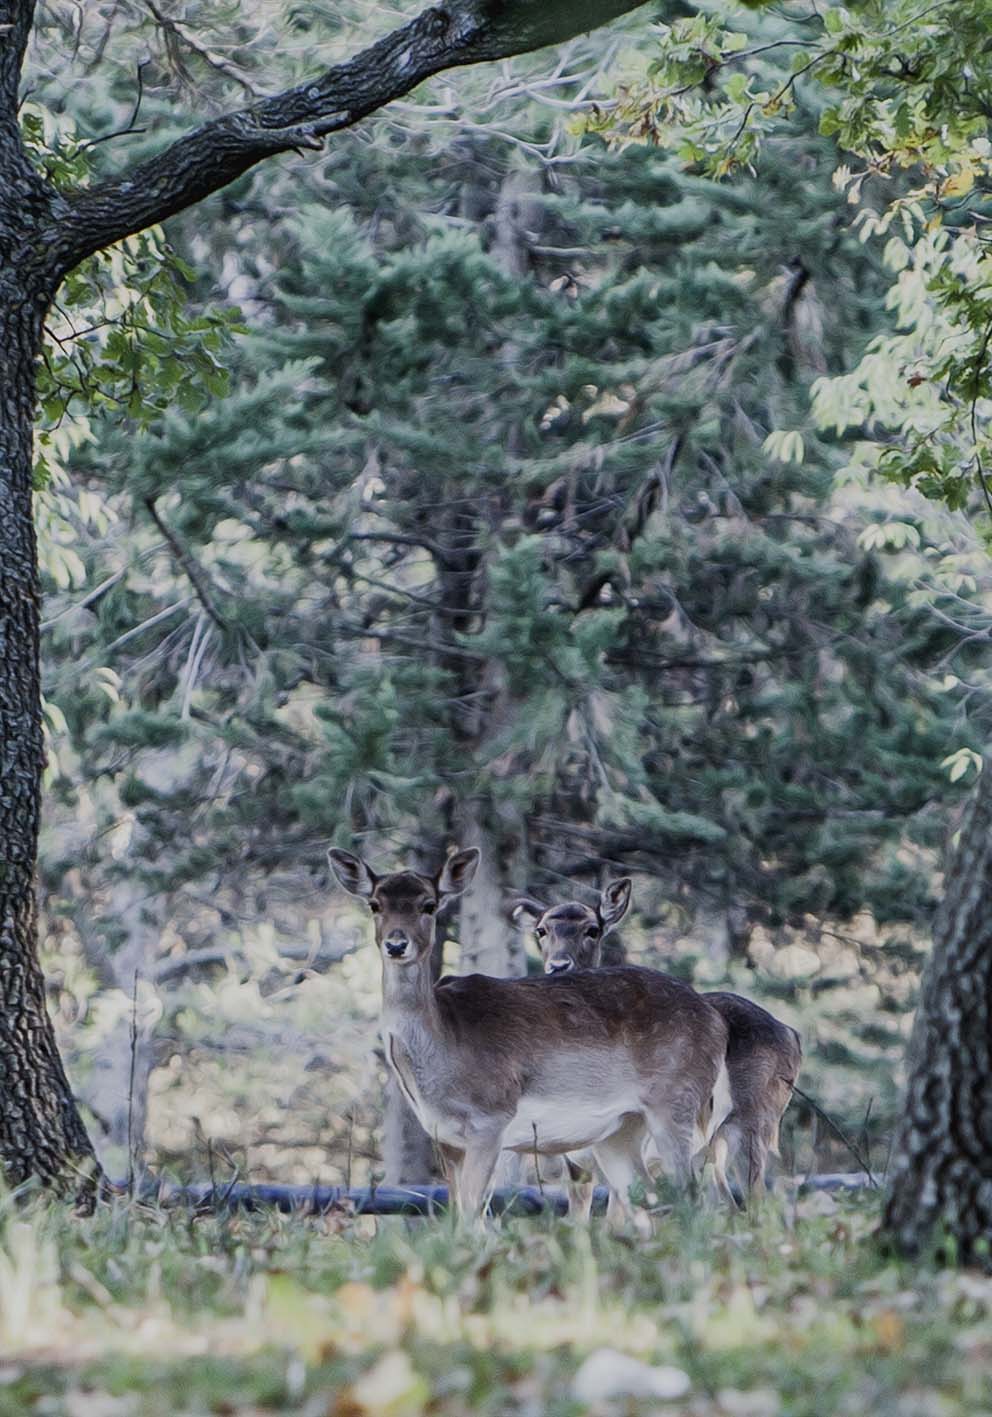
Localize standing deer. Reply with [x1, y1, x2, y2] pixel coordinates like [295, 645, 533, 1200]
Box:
[329, 846, 731, 1231]
[512, 881, 802, 1207]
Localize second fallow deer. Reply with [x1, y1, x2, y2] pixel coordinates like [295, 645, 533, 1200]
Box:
[330, 847, 731, 1232]
[513, 882, 802, 1206]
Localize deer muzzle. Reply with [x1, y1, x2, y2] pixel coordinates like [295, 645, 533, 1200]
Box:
[384, 932, 411, 960]
[545, 956, 575, 974]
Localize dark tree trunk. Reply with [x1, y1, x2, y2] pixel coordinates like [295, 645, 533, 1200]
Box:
[882, 757, 992, 1264]
[0, 140, 101, 1195]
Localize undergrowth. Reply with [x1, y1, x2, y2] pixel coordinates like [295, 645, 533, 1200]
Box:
[0, 1189, 987, 1416]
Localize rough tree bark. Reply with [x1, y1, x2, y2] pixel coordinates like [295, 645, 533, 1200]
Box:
[0, 17, 101, 1195]
[0, 0, 650, 1194]
[882, 757, 992, 1265]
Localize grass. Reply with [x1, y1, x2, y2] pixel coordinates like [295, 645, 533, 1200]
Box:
[0, 1188, 989, 1416]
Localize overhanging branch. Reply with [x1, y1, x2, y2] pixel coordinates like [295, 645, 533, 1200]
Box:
[48, 0, 649, 275]
[0, 1, 35, 110]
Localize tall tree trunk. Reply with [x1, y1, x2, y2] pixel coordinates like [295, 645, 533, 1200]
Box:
[0, 191, 101, 1195]
[457, 805, 527, 977]
[882, 756, 992, 1264]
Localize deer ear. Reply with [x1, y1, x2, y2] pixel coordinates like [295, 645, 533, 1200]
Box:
[328, 848, 377, 899]
[599, 877, 632, 931]
[509, 896, 547, 929]
[437, 847, 480, 899]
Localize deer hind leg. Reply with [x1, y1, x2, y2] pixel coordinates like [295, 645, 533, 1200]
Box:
[642, 1091, 702, 1201]
[692, 1063, 735, 1204]
[709, 1112, 771, 1207]
[565, 1153, 596, 1224]
[705, 1116, 744, 1209]
[746, 1128, 769, 1200]
[760, 1076, 797, 1196]
[591, 1116, 653, 1238]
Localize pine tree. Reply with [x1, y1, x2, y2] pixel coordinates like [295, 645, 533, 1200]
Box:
[44, 34, 979, 1182]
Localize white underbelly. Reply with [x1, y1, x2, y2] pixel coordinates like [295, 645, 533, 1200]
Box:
[501, 1093, 642, 1155]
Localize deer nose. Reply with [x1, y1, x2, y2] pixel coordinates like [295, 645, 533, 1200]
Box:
[384, 933, 410, 960]
[546, 956, 574, 974]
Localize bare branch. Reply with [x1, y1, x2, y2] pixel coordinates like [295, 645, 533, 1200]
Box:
[142, 1, 258, 98]
[155, 941, 355, 985]
[78, 57, 149, 152]
[145, 496, 228, 631]
[347, 530, 456, 566]
[48, 0, 649, 275]
[40, 568, 125, 633]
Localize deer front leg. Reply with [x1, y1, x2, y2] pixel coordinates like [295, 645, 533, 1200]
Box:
[437, 1142, 463, 1213]
[452, 1130, 505, 1226]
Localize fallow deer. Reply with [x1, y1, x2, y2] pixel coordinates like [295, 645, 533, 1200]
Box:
[329, 846, 731, 1231]
[512, 882, 802, 1206]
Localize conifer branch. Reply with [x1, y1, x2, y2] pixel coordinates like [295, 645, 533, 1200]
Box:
[145, 497, 229, 632]
[47, 0, 649, 276]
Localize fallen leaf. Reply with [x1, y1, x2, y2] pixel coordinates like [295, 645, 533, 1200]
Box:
[869, 1310, 905, 1353]
[718, 1387, 781, 1416]
[338, 1350, 430, 1417]
[572, 1348, 691, 1403]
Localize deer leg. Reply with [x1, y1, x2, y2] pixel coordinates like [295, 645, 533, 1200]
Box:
[564, 1153, 596, 1224]
[591, 1117, 653, 1238]
[705, 1121, 741, 1209]
[745, 1120, 772, 1200]
[642, 1095, 698, 1200]
[436, 1142, 463, 1212]
[452, 1131, 505, 1226]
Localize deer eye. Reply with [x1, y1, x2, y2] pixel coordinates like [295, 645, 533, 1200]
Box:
[534, 925, 546, 940]
[585, 928, 600, 940]
[422, 901, 437, 915]
[369, 900, 382, 914]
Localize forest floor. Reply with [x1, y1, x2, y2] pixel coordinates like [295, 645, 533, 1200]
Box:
[0, 1187, 987, 1416]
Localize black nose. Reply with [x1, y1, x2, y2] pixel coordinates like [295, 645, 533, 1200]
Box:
[385, 938, 409, 959]
[546, 957, 573, 974]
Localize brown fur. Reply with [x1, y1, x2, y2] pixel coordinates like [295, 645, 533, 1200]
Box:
[702, 992, 802, 1199]
[331, 850, 729, 1229]
[516, 884, 801, 1205]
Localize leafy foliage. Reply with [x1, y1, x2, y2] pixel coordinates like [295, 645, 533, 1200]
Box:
[1, 1190, 990, 1416]
[592, 0, 992, 535]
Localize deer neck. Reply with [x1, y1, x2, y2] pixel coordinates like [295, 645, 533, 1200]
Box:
[380, 953, 442, 1036]
[378, 954, 450, 1129]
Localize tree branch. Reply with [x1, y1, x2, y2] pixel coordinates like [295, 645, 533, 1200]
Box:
[155, 941, 354, 985]
[145, 496, 229, 632]
[48, 0, 649, 275]
[0, 1, 35, 109]
[347, 530, 456, 566]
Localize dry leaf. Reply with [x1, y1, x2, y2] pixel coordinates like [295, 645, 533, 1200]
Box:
[572, 1348, 691, 1403]
[338, 1350, 430, 1417]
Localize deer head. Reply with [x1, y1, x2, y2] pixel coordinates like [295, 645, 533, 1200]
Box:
[329, 846, 480, 965]
[511, 878, 631, 973]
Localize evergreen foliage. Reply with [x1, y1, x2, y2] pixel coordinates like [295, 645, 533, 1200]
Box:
[42, 51, 976, 964]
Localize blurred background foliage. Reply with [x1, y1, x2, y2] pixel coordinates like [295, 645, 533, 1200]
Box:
[23, 0, 992, 1187]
